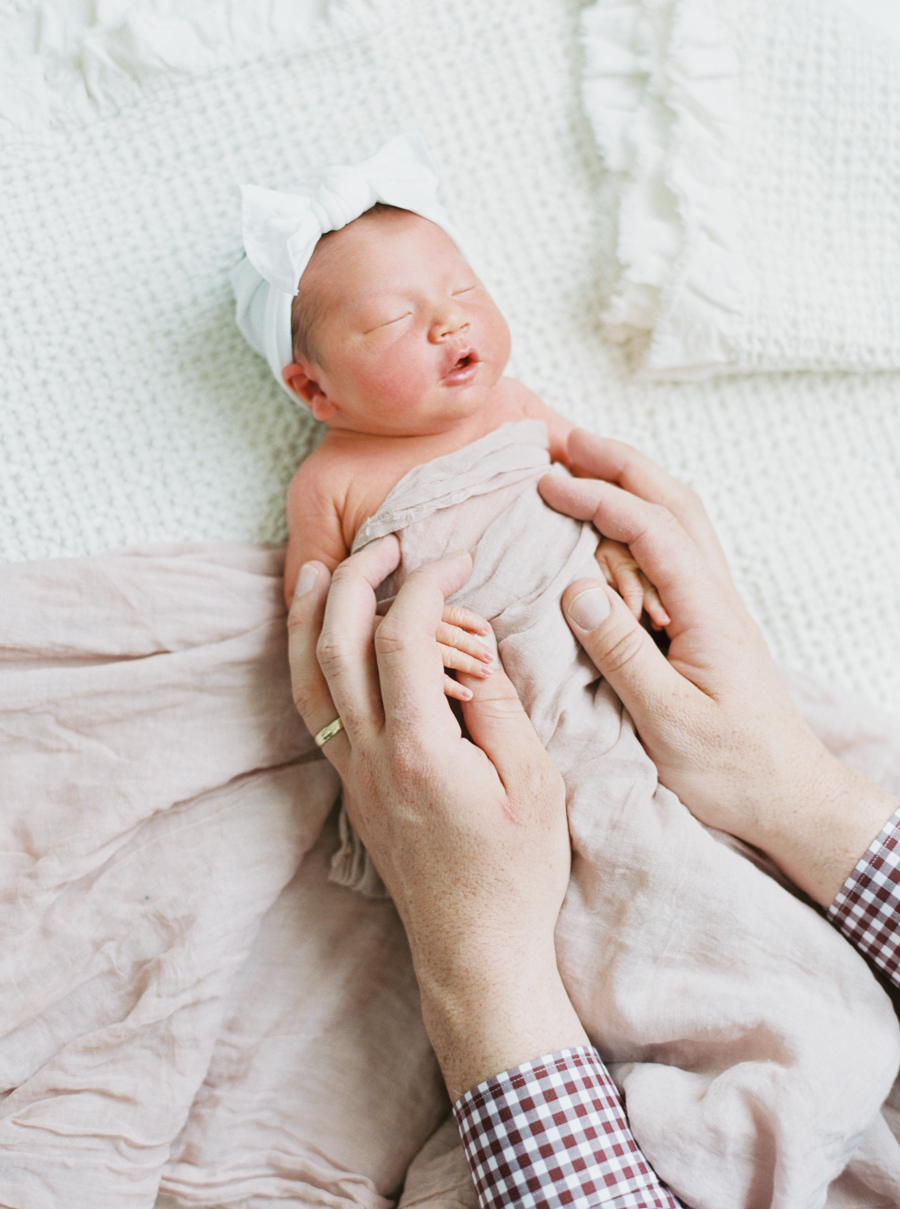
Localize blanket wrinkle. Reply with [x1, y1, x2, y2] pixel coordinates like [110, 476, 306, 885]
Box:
[2, 521, 900, 1207]
[1, 544, 459, 1209]
[0, 546, 345, 1209]
[346, 419, 900, 1209]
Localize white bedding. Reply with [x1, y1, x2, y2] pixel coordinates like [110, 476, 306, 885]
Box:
[582, 0, 900, 378]
[2, 0, 898, 725]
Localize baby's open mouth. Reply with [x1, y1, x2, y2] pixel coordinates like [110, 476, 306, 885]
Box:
[445, 351, 478, 381]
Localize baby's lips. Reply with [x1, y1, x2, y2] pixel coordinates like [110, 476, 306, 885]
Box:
[442, 345, 476, 377]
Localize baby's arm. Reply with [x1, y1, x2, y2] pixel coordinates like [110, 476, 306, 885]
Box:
[285, 458, 496, 698]
[284, 459, 351, 605]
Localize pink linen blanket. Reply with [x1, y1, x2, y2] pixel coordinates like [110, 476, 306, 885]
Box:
[1, 425, 899, 1208]
[0, 545, 447, 1209]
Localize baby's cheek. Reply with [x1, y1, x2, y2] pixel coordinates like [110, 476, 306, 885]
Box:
[370, 357, 430, 412]
[481, 306, 511, 366]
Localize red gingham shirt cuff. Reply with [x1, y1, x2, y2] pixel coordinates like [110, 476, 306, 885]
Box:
[828, 805, 900, 990]
[452, 1046, 683, 1208]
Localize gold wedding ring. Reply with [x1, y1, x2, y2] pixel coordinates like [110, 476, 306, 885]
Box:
[314, 717, 345, 748]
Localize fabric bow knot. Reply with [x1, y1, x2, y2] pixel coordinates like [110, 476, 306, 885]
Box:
[230, 130, 464, 397]
[309, 168, 378, 239]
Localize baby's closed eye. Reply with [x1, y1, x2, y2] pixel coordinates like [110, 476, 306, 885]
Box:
[365, 311, 412, 332]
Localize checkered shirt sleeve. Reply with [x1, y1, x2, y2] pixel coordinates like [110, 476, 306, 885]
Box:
[452, 1046, 684, 1208]
[828, 805, 900, 990]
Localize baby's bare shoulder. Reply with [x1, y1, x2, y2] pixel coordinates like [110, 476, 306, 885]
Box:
[493, 375, 545, 413]
[494, 377, 574, 463]
[287, 435, 358, 510]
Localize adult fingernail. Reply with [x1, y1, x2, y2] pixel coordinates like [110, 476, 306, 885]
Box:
[567, 587, 611, 631]
[295, 562, 319, 599]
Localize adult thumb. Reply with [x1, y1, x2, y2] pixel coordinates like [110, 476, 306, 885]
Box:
[562, 579, 690, 735]
[459, 658, 563, 807]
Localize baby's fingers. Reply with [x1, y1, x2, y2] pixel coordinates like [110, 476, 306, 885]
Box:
[436, 618, 494, 668]
[596, 548, 644, 619]
[440, 604, 491, 636]
[437, 638, 493, 679]
[444, 672, 474, 702]
[596, 539, 647, 622]
[642, 576, 671, 629]
[612, 568, 646, 620]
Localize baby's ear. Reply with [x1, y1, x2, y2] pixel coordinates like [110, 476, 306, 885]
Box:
[282, 363, 336, 421]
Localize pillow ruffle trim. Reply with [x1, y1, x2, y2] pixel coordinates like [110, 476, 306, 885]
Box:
[581, 0, 750, 379]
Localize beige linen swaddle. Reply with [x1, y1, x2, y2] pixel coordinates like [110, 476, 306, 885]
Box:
[346, 419, 900, 1209]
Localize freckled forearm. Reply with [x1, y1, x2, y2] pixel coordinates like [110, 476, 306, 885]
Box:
[415, 952, 588, 1100]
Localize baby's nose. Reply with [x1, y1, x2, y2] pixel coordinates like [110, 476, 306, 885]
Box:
[429, 301, 468, 341]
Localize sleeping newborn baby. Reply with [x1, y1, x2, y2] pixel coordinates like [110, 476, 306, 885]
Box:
[281, 201, 671, 692]
[274, 214, 666, 695]
[231, 134, 898, 1209]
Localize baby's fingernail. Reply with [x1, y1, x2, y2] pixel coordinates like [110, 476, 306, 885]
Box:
[295, 563, 319, 599]
[567, 586, 611, 631]
[476, 630, 498, 670]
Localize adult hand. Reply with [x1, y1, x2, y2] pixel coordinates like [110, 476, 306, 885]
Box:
[287, 537, 588, 1098]
[539, 430, 898, 907]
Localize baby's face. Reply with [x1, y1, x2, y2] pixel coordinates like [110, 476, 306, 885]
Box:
[295, 209, 511, 437]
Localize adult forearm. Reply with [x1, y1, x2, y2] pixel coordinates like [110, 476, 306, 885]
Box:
[416, 959, 588, 1102]
[742, 750, 900, 908]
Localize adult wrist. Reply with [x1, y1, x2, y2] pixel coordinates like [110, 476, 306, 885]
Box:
[416, 956, 589, 1100]
[744, 746, 900, 907]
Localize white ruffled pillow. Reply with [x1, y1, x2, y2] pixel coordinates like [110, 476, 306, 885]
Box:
[582, 0, 900, 378]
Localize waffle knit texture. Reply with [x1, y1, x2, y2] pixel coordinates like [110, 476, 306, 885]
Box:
[581, 0, 900, 378]
[2, 1, 900, 724]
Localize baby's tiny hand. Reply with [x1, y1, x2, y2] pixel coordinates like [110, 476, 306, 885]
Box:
[436, 604, 495, 701]
[595, 538, 671, 629]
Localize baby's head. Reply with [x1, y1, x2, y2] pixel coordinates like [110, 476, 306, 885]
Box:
[281, 204, 511, 438]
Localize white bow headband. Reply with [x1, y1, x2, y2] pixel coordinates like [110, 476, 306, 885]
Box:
[230, 130, 465, 397]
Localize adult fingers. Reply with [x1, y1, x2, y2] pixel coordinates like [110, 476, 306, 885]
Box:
[316, 536, 402, 750]
[540, 474, 733, 631]
[374, 552, 475, 741]
[459, 660, 565, 821]
[562, 430, 732, 581]
[561, 577, 710, 755]
[286, 560, 345, 753]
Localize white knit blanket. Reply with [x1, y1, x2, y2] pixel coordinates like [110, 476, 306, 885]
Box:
[581, 0, 900, 378]
[2, 0, 899, 725]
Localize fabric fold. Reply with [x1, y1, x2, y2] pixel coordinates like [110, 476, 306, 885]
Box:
[581, 0, 900, 378]
[349, 420, 900, 1208]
